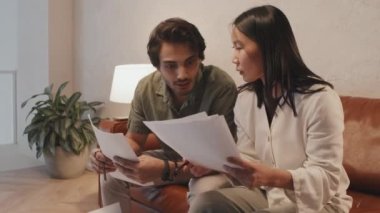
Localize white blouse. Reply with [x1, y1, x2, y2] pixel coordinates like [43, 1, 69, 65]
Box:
[234, 85, 352, 212]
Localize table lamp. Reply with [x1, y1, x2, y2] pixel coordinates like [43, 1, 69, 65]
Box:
[109, 64, 155, 119]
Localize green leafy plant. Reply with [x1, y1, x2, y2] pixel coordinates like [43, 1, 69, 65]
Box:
[21, 81, 103, 158]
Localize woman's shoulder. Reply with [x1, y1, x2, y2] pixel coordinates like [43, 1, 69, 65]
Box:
[298, 84, 342, 112]
[300, 84, 339, 101]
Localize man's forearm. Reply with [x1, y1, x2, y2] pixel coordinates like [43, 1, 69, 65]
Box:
[127, 137, 144, 156]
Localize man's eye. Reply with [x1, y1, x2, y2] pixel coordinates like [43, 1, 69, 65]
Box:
[164, 64, 177, 70]
[185, 59, 195, 67]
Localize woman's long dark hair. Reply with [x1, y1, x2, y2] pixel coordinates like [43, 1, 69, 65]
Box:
[234, 5, 332, 116]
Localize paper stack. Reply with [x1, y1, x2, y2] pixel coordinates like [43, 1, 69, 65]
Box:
[144, 112, 240, 172]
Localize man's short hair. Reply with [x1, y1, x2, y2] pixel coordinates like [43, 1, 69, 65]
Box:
[147, 18, 206, 67]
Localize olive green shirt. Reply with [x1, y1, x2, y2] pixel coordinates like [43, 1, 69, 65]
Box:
[128, 64, 237, 159]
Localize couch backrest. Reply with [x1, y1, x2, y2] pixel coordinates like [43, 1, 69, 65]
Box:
[341, 96, 380, 195]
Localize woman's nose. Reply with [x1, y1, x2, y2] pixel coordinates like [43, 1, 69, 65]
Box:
[232, 57, 238, 65]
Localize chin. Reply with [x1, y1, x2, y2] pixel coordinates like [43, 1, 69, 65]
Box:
[243, 76, 251, 82]
[245, 76, 260, 82]
[179, 89, 192, 96]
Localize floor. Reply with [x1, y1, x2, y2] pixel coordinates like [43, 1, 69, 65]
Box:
[0, 166, 99, 213]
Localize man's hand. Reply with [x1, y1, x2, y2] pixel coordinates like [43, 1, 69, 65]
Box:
[187, 163, 213, 178]
[90, 148, 116, 174]
[113, 154, 164, 183]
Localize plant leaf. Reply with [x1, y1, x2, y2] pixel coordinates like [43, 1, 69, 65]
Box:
[65, 92, 81, 115]
[53, 81, 68, 107]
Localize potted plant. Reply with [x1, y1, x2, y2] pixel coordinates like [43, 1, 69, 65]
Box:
[21, 81, 103, 178]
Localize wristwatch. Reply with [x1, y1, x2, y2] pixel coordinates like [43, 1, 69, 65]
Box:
[161, 159, 172, 181]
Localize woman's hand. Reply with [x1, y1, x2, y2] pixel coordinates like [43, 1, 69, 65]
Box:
[113, 154, 164, 183]
[90, 148, 116, 173]
[223, 157, 293, 189]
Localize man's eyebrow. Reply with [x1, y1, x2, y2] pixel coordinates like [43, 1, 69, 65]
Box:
[161, 55, 197, 64]
[161, 60, 176, 64]
[185, 55, 197, 61]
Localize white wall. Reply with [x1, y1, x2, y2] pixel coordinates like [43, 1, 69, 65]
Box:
[17, 0, 49, 153]
[49, 0, 74, 94]
[0, 0, 18, 70]
[75, 0, 380, 117]
[0, 0, 50, 171]
[0, 0, 76, 171]
[0, 0, 18, 146]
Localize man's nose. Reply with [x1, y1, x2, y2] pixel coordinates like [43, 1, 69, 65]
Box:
[177, 66, 188, 80]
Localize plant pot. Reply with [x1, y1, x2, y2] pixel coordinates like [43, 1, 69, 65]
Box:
[43, 146, 90, 179]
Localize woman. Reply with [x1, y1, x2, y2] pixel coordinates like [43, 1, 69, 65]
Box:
[189, 5, 352, 213]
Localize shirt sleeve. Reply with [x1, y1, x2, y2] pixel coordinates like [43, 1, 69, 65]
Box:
[287, 90, 345, 212]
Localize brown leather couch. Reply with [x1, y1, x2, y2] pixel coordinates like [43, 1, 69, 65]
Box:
[99, 96, 380, 213]
[341, 96, 380, 213]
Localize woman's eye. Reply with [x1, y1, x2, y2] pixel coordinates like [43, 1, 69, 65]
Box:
[233, 45, 242, 50]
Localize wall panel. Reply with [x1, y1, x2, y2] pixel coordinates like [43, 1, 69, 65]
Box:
[0, 71, 16, 145]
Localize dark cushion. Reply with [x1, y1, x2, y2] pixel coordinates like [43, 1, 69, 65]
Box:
[348, 190, 380, 213]
[130, 184, 189, 213]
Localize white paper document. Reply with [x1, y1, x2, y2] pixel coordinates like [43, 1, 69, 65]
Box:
[89, 117, 153, 186]
[88, 202, 121, 213]
[144, 112, 241, 172]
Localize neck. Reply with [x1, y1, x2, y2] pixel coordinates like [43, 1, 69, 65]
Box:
[174, 94, 187, 108]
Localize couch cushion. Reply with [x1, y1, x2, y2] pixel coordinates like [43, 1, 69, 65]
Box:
[341, 96, 380, 195]
[348, 190, 380, 213]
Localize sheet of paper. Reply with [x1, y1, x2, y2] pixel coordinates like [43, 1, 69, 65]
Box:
[89, 116, 153, 186]
[144, 113, 241, 172]
[88, 202, 121, 213]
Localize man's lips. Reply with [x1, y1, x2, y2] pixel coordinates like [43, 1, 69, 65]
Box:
[175, 81, 191, 87]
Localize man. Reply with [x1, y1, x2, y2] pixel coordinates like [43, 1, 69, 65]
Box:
[90, 17, 237, 212]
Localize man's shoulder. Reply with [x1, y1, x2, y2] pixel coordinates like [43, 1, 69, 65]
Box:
[136, 71, 161, 91]
[202, 65, 235, 86]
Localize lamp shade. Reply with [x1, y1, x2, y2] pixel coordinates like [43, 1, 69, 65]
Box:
[109, 64, 155, 103]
